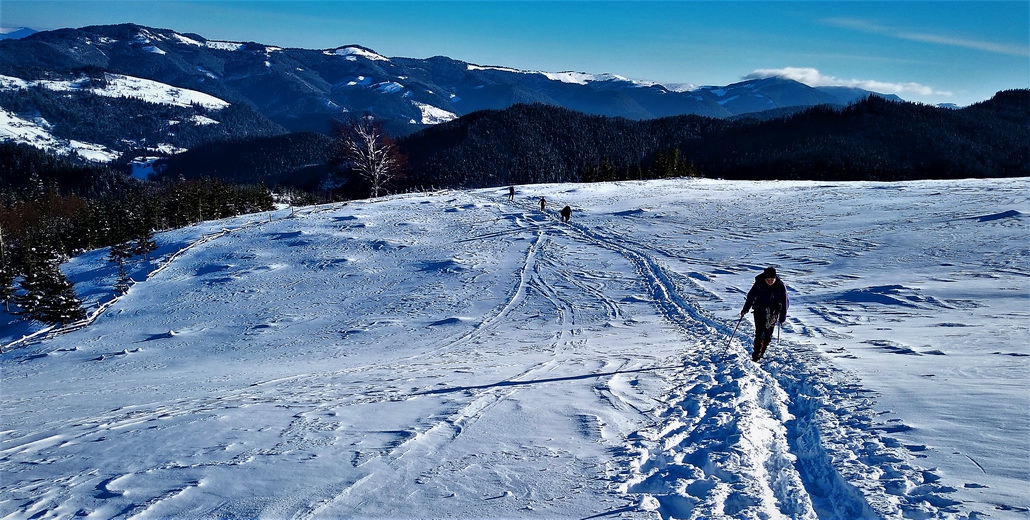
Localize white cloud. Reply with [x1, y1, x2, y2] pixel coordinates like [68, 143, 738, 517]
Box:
[823, 17, 1029, 57]
[898, 31, 1030, 57]
[745, 67, 953, 98]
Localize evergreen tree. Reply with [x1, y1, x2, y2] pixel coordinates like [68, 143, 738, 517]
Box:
[108, 241, 134, 295]
[16, 248, 86, 325]
[126, 194, 158, 261]
[113, 261, 132, 296]
[652, 148, 696, 178]
[0, 226, 15, 312]
[132, 229, 157, 261]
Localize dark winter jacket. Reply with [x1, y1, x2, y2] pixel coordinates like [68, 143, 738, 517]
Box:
[741, 274, 789, 323]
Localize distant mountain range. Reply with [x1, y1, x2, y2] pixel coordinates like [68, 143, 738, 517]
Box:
[0, 23, 906, 164]
[0, 27, 36, 40]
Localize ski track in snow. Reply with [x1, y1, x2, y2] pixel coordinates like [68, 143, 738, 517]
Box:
[1, 179, 1026, 519]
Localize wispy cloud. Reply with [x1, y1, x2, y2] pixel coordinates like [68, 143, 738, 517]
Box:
[823, 16, 1030, 57]
[745, 67, 953, 98]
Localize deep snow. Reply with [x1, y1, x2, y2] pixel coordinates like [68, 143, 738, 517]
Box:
[1, 178, 1027, 519]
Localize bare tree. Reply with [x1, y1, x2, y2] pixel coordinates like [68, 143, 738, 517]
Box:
[334, 115, 402, 198]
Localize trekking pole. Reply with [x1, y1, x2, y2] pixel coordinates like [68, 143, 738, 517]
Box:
[727, 314, 744, 350]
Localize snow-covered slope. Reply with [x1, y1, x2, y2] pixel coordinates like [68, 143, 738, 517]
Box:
[0, 72, 228, 162]
[1, 178, 1027, 519]
[0, 107, 118, 161]
[0, 73, 230, 110]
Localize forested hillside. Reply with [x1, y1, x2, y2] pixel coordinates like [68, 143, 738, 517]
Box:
[0, 81, 284, 158]
[153, 132, 334, 187]
[689, 90, 1030, 180]
[396, 104, 726, 188]
[147, 90, 1030, 193]
[397, 90, 1030, 187]
[0, 142, 138, 198]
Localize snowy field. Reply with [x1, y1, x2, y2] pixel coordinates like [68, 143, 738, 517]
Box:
[1, 178, 1027, 519]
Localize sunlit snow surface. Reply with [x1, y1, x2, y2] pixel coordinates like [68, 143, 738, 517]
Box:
[0, 73, 230, 110]
[2, 178, 1027, 519]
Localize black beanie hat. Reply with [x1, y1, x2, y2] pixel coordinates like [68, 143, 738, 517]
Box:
[762, 267, 777, 279]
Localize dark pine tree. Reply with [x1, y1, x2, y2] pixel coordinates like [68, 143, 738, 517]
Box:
[108, 241, 134, 295]
[0, 228, 15, 312]
[16, 251, 86, 325]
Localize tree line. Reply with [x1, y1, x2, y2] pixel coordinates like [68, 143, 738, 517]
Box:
[686, 91, 1030, 181]
[394, 90, 1029, 187]
[151, 90, 1028, 195]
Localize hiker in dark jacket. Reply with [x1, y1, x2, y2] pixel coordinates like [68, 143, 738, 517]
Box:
[740, 267, 789, 362]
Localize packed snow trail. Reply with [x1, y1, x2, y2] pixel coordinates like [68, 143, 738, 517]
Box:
[521, 200, 860, 519]
[523, 193, 974, 519]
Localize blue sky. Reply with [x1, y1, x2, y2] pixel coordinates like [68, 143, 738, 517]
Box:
[2, 1, 1027, 106]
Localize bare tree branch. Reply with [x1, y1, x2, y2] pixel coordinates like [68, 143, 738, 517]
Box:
[336, 115, 401, 198]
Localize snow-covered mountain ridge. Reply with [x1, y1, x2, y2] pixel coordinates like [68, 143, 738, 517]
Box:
[2, 178, 1027, 518]
[0, 24, 901, 154]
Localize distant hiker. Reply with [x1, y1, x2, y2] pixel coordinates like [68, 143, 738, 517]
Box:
[508, 186, 515, 202]
[740, 267, 788, 362]
[540, 197, 546, 211]
[561, 205, 572, 222]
